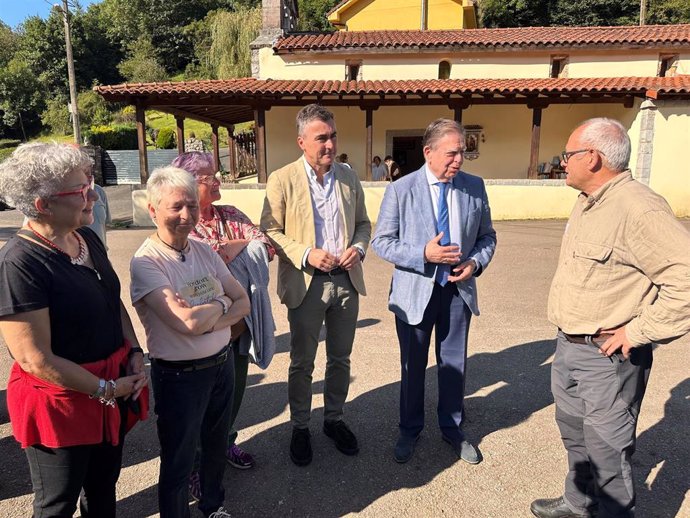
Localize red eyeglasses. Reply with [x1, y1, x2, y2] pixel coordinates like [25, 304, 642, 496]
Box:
[52, 175, 95, 202]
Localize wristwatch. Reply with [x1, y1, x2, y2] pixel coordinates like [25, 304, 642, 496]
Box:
[214, 296, 229, 315]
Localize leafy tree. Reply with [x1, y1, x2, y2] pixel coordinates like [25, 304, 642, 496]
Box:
[0, 22, 20, 68]
[647, 0, 690, 24]
[297, 0, 339, 32]
[117, 36, 168, 83]
[41, 96, 71, 135]
[478, 0, 638, 27]
[0, 58, 44, 140]
[210, 7, 262, 78]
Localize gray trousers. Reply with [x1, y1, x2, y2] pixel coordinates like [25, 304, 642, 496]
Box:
[287, 273, 359, 428]
[551, 332, 653, 518]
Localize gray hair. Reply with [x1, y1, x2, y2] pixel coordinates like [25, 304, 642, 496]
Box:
[146, 166, 198, 209]
[296, 104, 334, 136]
[423, 118, 465, 150]
[171, 152, 214, 177]
[577, 118, 631, 172]
[0, 142, 93, 219]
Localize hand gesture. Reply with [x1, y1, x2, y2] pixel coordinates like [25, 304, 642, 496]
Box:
[338, 247, 361, 270]
[308, 248, 339, 271]
[219, 239, 250, 263]
[448, 260, 476, 283]
[115, 372, 147, 400]
[424, 233, 461, 265]
[598, 326, 637, 359]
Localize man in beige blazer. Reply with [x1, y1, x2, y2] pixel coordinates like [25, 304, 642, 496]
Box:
[261, 104, 371, 466]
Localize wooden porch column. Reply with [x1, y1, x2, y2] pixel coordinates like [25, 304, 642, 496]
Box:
[527, 106, 543, 179]
[211, 125, 220, 171]
[453, 106, 463, 124]
[254, 107, 267, 183]
[226, 126, 236, 175]
[365, 108, 373, 181]
[175, 116, 185, 154]
[135, 101, 149, 184]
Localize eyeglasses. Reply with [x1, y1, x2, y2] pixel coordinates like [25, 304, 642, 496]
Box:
[53, 174, 95, 202]
[560, 149, 606, 164]
[196, 172, 222, 186]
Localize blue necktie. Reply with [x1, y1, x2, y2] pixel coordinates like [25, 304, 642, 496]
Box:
[436, 182, 451, 286]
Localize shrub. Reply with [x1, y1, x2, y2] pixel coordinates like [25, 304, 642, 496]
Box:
[41, 97, 71, 136]
[85, 124, 138, 150]
[113, 105, 136, 125]
[156, 127, 176, 149]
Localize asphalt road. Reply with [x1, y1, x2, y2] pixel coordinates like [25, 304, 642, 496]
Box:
[0, 194, 688, 517]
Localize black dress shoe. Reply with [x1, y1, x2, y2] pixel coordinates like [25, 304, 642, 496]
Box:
[394, 434, 419, 463]
[530, 496, 590, 518]
[323, 420, 359, 455]
[290, 427, 312, 466]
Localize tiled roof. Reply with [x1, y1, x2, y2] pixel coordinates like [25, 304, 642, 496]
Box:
[273, 24, 690, 53]
[95, 76, 690, 99]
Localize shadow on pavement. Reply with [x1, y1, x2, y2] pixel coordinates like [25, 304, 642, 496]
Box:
[635, 378, 690, 518]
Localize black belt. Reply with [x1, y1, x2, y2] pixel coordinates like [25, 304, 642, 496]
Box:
[151, 346, 229, 372]
[561, 331, 613, 347]
[313, 267, 347, 276]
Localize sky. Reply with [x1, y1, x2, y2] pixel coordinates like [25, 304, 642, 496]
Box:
[0, 0, 101, 29]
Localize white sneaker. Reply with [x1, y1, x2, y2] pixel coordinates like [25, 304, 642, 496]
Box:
[209, 507, 231, 518]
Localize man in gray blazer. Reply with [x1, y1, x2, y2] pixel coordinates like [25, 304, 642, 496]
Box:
[372, 118, 496, 464]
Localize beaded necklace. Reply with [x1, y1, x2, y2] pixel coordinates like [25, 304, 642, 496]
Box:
[27, 221, 88, 265]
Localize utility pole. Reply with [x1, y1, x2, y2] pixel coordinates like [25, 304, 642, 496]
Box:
[59, 1, 81, 144]
[640, 0, 647, 26]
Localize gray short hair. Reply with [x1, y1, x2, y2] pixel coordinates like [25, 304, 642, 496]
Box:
[171, 152, 214, 177]
[577, 118, 631, 172]
[147, 166, 198, 209]
[423, 118, 465, 150]
[296, 104, 334, 136]
[0, 142, 93, 219]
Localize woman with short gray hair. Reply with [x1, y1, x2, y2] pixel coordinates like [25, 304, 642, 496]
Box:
[0, 142, 148, 517]
[130, 166, 250, 518]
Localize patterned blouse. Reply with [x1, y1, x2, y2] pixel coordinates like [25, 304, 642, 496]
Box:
[189, 204, 275, 262]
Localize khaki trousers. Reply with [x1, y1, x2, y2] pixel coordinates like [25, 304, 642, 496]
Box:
[287, 273, 359, 428]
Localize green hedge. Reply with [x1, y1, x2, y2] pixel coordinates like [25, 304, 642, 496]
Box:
[156, 127, 176, 149]
[85, 124, 138, 150]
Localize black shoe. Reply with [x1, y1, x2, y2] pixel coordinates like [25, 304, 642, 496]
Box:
[394, 434, 419, 463]
[323, 420, 359, 455]
[290, 427, 312, 466]
[442, 436, 482, 464]
[530, 497, 590, 518]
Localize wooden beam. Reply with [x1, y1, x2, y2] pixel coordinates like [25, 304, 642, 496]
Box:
[528, 107, 543, 179]
[175, 116, 185, 154]
[135, 102, 149, 184]
[227, 126, 236, 177]
[211, 125, 220, 172]
[453, 106, 463, 124]
[149, 105, 250, 127]
[365, 108, 373, 181]
[254, 108, 267, 183]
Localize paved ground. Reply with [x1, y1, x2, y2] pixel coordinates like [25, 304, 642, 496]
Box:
[0, 191, 688, 517]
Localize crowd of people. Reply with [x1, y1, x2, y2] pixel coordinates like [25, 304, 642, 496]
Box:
[1, 107, 689, 518]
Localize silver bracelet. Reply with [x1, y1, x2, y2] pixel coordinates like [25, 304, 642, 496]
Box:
[89, 378, 106, 400]
[99, 379, 117, 407]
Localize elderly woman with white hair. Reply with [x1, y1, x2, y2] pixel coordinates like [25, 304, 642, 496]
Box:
[0, 142, 148, 518]
[130, 166, 249, 518]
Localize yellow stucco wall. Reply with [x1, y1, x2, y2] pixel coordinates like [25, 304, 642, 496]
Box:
[648, 101, 690, 217]
[328, 0, 474, 31]
[259, 48, 682, 82]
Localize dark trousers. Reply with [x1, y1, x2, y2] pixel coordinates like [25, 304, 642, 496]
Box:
[552, 332, 653, 518]
[25, 403, 127, 518]
[228, 344, 249, 446]
[395, 282, 472, 440]
[151, 353, 234, 518]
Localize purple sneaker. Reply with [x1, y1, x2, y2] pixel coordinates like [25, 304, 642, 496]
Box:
[226, 443, 255, 469]
[188, 470, 201, 502]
